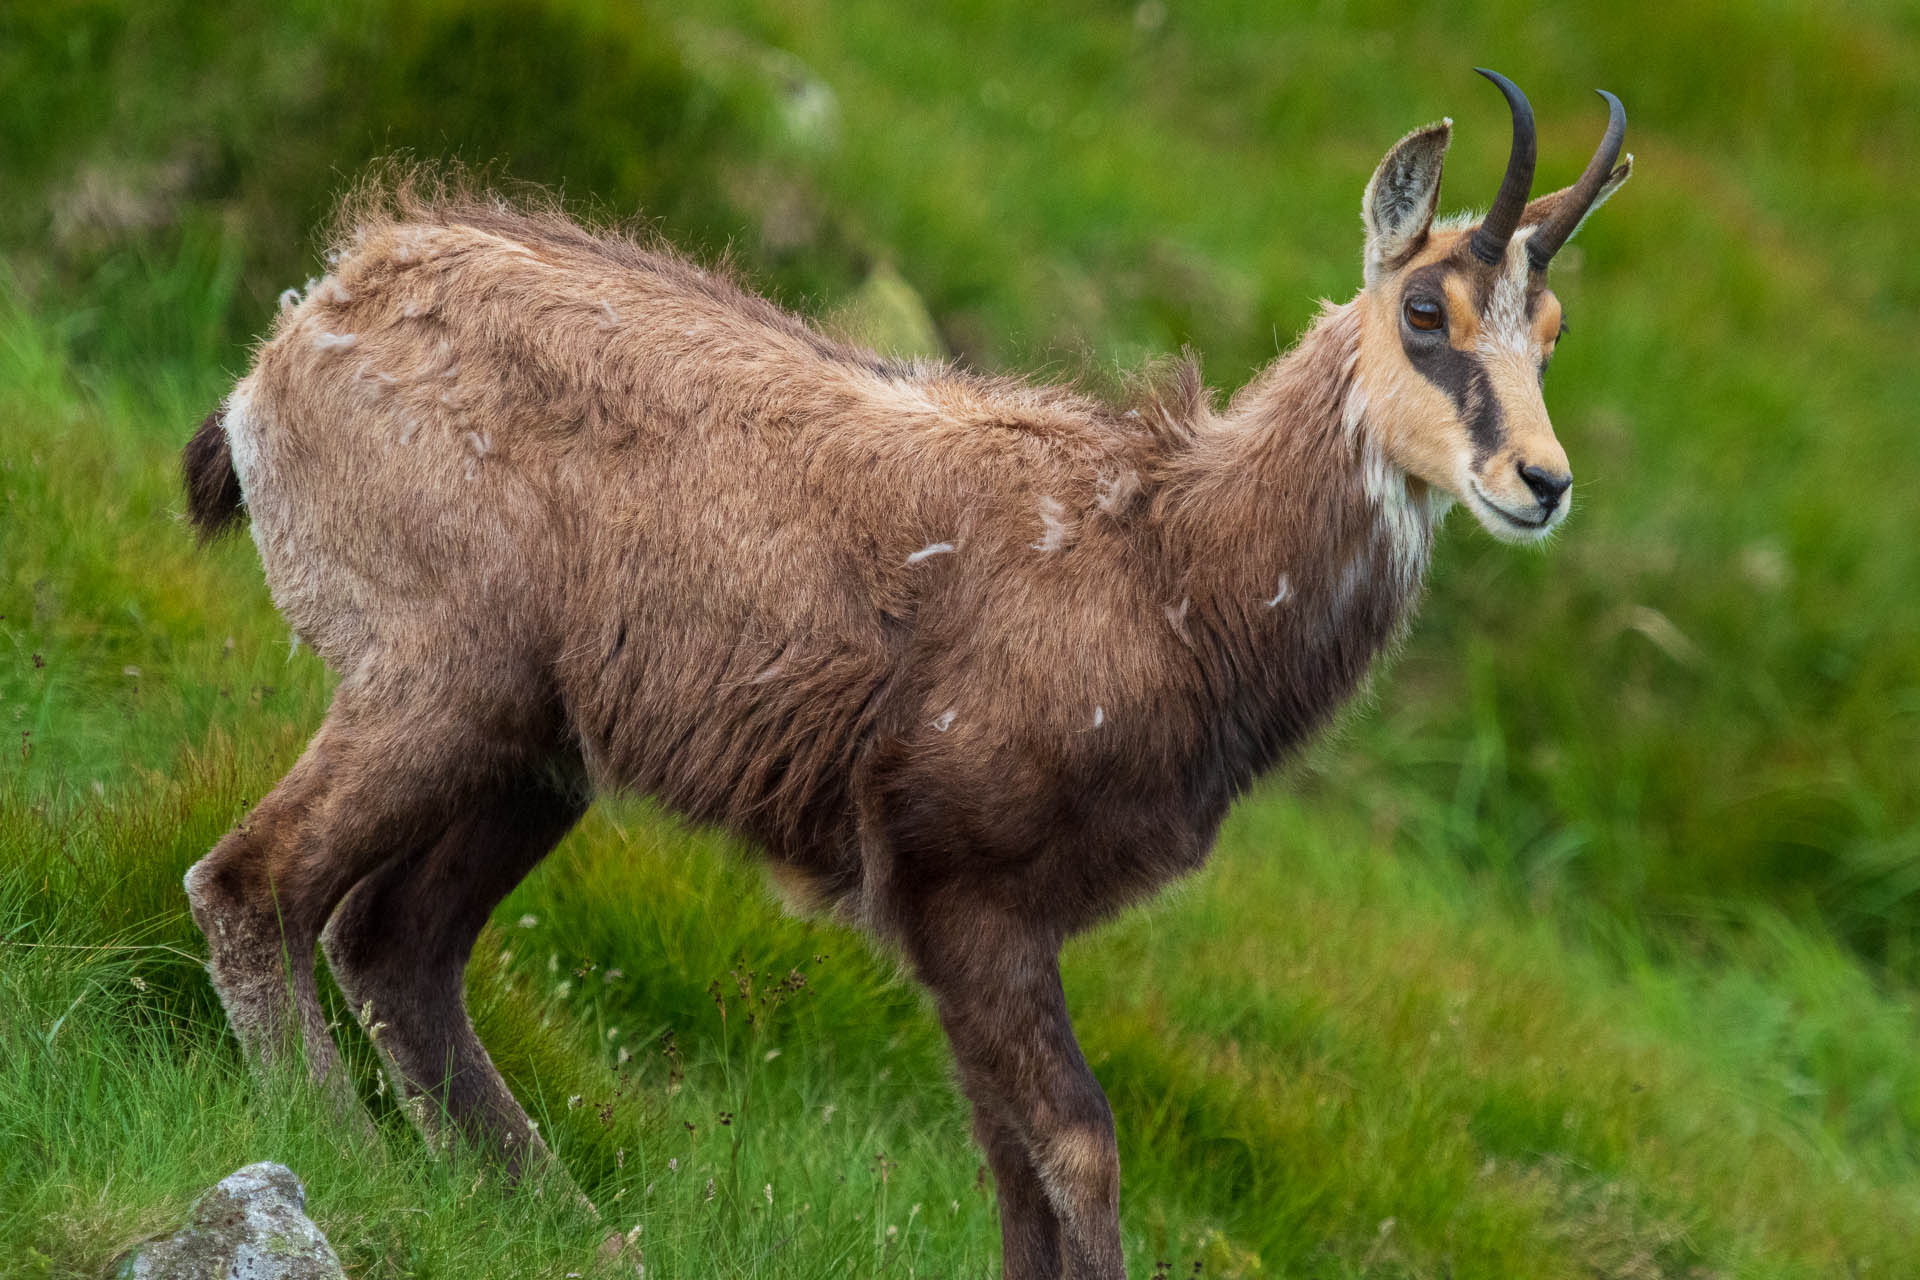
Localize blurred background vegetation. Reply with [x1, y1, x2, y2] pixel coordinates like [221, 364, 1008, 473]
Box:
[2, 1, 1917, 1276]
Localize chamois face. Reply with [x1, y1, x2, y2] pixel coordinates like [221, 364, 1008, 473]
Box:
[1354, 101, 1630, 544]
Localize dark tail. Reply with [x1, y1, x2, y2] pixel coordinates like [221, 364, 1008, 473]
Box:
[183, 405, 246, 540]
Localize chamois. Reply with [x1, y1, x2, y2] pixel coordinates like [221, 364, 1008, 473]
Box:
[181, 69, 1629, 1279]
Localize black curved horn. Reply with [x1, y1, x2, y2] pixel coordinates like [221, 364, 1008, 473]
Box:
[1526, 89, 1628, 270]
[1469, 68, 1537, 266]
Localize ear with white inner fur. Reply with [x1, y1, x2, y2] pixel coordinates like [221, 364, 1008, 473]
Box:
[1518, 154, 1634, 246]
[1362, 121, 1453, 285]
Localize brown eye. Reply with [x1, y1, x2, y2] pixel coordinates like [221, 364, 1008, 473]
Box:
[1404, 297, 1444, 332]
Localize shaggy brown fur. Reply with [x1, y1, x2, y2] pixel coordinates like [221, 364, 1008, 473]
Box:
[183, 94, 1627, 1279]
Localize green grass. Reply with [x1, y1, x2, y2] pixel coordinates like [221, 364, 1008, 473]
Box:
[3, 0, 1919, 1275]
[10, 719, 1920, 1275]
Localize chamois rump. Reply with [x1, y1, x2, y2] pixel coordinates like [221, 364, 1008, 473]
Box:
[181, 69, 1629, 1280]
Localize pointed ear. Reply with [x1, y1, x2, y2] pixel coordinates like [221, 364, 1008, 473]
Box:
[1519, 154, 1633, 247]
[1363, 120, 1452, 284]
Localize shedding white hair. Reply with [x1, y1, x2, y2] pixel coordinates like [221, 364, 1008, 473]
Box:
[906, 542, 956, 566]
[1031, 497, 1070, 553]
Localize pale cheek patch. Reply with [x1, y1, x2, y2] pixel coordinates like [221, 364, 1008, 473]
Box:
[313, 332, 358, 353]
[1341, 363, 1445, 588]
[1366, 357, 1468, 493]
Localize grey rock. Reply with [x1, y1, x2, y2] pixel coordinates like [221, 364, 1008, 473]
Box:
[115, 1162, 345, 1280]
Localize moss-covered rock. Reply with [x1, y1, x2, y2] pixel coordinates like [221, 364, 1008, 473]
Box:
[114, 1163, 343, 1280]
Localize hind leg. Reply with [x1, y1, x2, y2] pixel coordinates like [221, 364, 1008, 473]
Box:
[184, 676, 534, 1092]
[321, 773, 585, 1177]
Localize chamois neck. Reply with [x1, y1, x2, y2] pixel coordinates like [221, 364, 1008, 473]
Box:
[1154, 298, 1441, 791]
[1160, 299, 1434, 592]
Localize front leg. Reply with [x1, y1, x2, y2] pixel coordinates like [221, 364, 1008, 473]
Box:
[974, 1103, 1065, 1278]
[905, 891, 1125, 1280]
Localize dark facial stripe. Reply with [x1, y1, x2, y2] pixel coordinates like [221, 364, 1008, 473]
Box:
[1404, 339, 1504, 464]
[1397, 260, 1508, 464]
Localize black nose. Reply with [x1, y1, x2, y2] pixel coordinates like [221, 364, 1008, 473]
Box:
[1518, 462, 1572, 508]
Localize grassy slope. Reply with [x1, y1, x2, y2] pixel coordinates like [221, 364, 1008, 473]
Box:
[4, 1, 1920, 1276]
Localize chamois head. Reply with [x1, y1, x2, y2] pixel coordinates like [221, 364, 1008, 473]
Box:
[1355, 69, 1631, 543]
